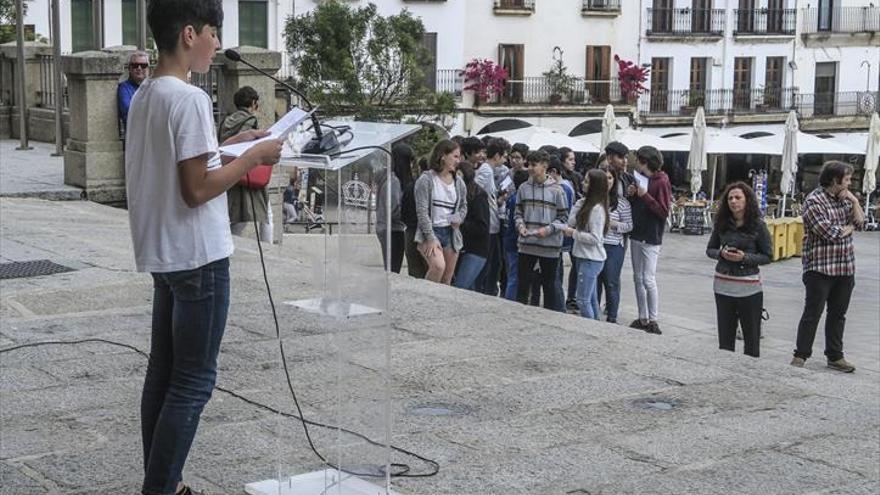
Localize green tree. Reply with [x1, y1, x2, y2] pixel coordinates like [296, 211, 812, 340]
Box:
[0, 0, 30, 44]
[284, 0, 454, 121]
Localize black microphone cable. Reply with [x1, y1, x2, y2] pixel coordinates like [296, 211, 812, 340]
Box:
[0, 169, 439, 482]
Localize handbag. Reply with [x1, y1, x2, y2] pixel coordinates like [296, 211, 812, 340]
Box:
[238, 164, 273, 189]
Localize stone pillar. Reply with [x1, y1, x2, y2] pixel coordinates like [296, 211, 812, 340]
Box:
[0, 41, 52, 139]
[62, 51, 126, 204]
[218, 46, 284, 243]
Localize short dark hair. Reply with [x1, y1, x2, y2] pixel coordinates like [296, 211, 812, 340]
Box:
[233, 86, 259, 110]
[818, 160, 854, 187]
[148, 0, 224, 54]
[547, 155, 563, 174]
[511, 142, 529, 157]
[486, 138, 505, 160]
[461, 137, 485, 158]
[527, 150, 550, 165]
[636, 145, 663, 172]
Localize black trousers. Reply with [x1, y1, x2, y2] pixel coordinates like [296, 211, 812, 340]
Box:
[516, 253, 559, 310]
[403, 228, 427, 279]
[378, 231, 405, 273]
[715, 292, 763, 358]
[795, 271, 855, 361]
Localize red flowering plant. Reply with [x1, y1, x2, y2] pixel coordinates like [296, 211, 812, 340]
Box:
[615, 55, 649, 103]
[462, 58, 508, 104]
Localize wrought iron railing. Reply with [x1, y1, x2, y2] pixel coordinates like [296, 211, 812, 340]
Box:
[37, 54, 69, 109]
[793, 91, 880, 118]
[583, 0, 621, 12]
[802, 7, 880, 34]
[436, 69, 463, 96]
[486, 76, 623, 106]
[638, 87, 798, 116]
[494, 0, 535, 11]
[734, 8, 796, 35]
[646, 8, 726, 36]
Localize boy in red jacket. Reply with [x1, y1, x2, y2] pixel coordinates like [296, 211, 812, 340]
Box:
[627, 146, 672, 334]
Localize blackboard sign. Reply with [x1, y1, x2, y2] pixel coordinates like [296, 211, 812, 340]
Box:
[683, 204, 705, 235]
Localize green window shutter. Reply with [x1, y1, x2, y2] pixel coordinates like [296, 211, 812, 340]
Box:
[238, 0, 268, 48]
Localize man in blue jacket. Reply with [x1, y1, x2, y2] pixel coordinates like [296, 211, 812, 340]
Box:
[118, 51, 150, 134]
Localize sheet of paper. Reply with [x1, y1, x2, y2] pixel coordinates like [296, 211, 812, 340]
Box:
[633, 170, 649, 191]
[499, 175, 514, 192]
[219, 106, 315, 157]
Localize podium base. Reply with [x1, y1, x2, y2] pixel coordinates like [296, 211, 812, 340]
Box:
[245, 469, 401, 495]
[284, 297, 384, 319]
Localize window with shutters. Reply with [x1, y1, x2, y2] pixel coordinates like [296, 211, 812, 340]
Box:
[650, 57, 670, 113]
[498, 44, 524, 103]
[585, 46, 611, 104]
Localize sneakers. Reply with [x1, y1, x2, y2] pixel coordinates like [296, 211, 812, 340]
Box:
[827, 358, 855, 373]
[177, 486, 205, 495]
[790, 357, 805, 368]
[645, 321, 662, 335]
[606, 318, 618, 324]
[629, 319, 647, 330]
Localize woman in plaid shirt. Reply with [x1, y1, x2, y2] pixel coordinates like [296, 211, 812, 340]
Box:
[792, 161, 866, 373]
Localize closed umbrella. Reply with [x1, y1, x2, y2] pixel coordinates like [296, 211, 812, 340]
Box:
[779, 110, 799, 217]
[687, 107, 708, 198]
[864, 112, 880, 214]
[601, 104, 617, 150]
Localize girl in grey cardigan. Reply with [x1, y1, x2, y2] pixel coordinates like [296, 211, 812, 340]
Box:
[414, 140, 468, 284]
[563, 169, 609, 320]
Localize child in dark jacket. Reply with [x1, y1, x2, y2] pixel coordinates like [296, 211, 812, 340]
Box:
[454, 161, 490, 290]
[627, 146, 673, 334]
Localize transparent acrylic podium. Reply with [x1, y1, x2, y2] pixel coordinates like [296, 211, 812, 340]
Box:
[245, 122, 419, 495]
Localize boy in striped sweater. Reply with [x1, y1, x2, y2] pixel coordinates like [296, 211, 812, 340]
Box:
[514, 150, 569, 309]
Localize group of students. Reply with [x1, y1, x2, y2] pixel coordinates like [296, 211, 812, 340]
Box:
[377, 136, 675, 334]
[379, 136, 866, 371]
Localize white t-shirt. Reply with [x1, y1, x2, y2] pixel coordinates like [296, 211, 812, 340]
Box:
[431, 175, 457, 227]
[125, 76, 234, 273]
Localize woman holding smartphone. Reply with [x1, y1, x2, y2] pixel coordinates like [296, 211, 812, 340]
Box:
[706, 182, 772, 358]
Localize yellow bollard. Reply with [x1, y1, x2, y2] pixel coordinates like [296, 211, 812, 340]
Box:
[787, 217, 804, 257]
[767, 218, 788, 261]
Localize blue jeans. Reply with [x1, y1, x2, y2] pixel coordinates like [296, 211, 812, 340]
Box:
[597, 243, 626, 321]
[504, 249, 518, 300]
[453, 252, 487, 291]
[575, 257, 604, 320]
[433, 226, 453, 249]
[142, 258, 230, 495]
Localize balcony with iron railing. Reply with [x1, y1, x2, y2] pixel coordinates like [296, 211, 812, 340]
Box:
[487, 76, 624, 106]
[494, 0, 535, 15]
[802, 7, 880, 34]
[582, 0, 621, 16]
[646, 8, 726, 38]
[733, 8, 796, 36]
[793, 91, 879, 119]
[638, 87, 798, 117]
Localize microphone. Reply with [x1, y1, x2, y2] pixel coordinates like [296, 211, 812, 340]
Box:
[224, 49, 339, 154]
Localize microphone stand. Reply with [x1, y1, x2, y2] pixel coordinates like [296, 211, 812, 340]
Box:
[224, 49, 339, 155]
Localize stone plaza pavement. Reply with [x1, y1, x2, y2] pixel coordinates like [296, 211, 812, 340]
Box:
[1, 197, 878, 494]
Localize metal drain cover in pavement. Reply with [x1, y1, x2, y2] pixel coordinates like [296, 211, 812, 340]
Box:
[632, 397, 681, 411]
[407, 402, 471, 417]
[0, 260, 76, 280]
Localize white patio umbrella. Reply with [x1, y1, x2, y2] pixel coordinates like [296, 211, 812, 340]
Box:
[479, 125, 600, 153]
[601, 104, 617, 150]
[744, 131, 863, 155]
[687, 107, 708, 198]
[580, 128, 689, 152]
[780, 110, 799, 217]
[863, 113, 880, 213]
